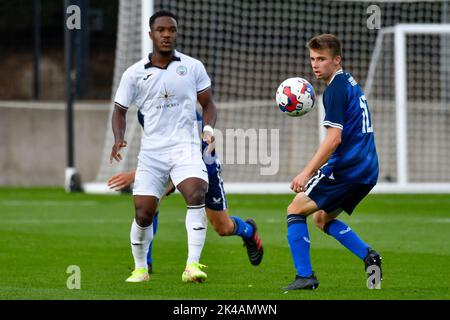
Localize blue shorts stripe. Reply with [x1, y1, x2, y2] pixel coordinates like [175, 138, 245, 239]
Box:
[305, 172, 325, 195]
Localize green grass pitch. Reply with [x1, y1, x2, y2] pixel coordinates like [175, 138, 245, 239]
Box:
[0, 188, 449, 300]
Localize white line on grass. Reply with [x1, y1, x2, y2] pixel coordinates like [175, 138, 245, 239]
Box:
[0, 200, 99, 206]
[0, 219, 127, 224]
[1, 217, 449, 225]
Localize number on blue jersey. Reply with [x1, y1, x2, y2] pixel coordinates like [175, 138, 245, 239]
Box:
[359, 95, 373, 133]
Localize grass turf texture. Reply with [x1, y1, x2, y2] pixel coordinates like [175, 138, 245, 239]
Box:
[0, 188, 449, 300]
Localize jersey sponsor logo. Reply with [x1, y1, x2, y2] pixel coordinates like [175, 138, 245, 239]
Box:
[158, 86, 175, 100]
[156, 86, 179, 109]
[176, 65, 187, 76]
[143, 73, 152, 80]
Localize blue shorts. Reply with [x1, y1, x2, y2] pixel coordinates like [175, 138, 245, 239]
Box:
[305, 171, 375, 215]
[205, 158, 228, 211]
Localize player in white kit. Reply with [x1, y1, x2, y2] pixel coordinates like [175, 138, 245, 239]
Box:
[110, 10, 217, 283]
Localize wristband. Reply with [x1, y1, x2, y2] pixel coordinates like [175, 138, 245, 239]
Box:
[203, 125, 214, 135]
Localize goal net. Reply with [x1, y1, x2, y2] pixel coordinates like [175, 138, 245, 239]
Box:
[87, 0, 450, 193]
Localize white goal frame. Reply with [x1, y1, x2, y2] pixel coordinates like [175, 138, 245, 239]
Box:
[364, 23, 450, 194]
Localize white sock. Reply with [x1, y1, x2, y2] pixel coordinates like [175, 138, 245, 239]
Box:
[130, 219, 153, 270]
[185, 205, 207, 264]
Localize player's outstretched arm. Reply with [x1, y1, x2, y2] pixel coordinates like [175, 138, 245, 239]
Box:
[291, 127, 342, 193]
[110, 104, 128, 163]
[108, 170, 136, 191]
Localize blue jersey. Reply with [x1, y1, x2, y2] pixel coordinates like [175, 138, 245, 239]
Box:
[321, 70, 378, 185]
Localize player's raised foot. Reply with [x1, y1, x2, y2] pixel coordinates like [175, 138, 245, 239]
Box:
[283, 272, 319, 290]
[125, 267, 149, 283]
[147, 263, 153, 274]
[243, 218, 264, 266]
[364, 247, 383, 284]
[182, 262, 207, 283]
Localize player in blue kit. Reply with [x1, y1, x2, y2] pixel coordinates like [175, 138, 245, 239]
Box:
[108, 111, 264, 278]
[284, 34, 382, 290]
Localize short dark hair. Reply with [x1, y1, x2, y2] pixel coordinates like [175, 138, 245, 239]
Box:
[149, 10, 178, 28]
[307, 34, 342, 58]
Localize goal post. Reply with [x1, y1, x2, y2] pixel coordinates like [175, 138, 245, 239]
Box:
[365, 23, 450, 193]
[141, 0, 152, 58]
[84, 1, 450, 194]
[85, 0, 153, 194]
[394, 24, 450, 189]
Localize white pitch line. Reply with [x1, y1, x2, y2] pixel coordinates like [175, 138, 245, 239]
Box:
[429, 218, 450, 224]
[0, 200, 99, 206]
[0, 217, 449, 225]
[0, 219, 128, 224]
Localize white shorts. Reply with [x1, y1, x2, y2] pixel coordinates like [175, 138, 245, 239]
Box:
[133, 146, 208, 198]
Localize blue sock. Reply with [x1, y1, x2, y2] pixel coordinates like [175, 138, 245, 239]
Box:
[324, 220, 369, 260]
[147, 210, 159, 265]
[287, 214, 313, 277]
[230, 216, 254, 240]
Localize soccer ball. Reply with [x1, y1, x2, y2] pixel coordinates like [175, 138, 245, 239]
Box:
[276, 77, 316, 117]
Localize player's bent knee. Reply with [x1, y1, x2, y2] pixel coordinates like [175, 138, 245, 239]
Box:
[134, 205, 155, 227]
[134, 211, 153, 227]
[286, 193, 316, 216]
[286, 202, 309, 216]
[286, 202, 296, 214]
[133, 195, 158, 227]
[312, 212, 326, 230]
[185, 191, 206, 206]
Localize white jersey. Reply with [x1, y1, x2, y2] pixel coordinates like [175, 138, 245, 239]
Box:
[114, 50, 211, 152]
